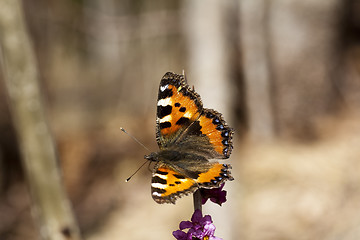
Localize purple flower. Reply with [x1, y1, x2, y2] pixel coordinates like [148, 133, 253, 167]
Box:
[173, 210, 223, 240]
[200, 183, 227, 206]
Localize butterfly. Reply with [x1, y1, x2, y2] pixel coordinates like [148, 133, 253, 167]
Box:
[145, 72, 234, 204]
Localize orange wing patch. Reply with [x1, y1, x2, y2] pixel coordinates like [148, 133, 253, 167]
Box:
[198, 109, 233, 158]
[198, 115, 224, 155]
[197, 163, 233, 188]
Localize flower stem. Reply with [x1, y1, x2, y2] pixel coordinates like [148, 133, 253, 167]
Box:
[193, 189, 202, 212]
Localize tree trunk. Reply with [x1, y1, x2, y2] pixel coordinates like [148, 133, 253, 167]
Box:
[0, 1, 82, 239]
[240, 0, 342, 140]
[239, 0, 276, 141]
[269, 0, 341, 140]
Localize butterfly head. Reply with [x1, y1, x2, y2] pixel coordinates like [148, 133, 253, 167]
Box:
[144, 152, 159, 162]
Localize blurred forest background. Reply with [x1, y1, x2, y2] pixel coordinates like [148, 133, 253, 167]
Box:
[0, 0, 360, 239]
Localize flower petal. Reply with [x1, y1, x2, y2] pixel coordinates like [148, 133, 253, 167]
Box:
[172, 230, 187, 240]
[179, 220, 193, 230]
[203, 221, 216, 236]
[191, 209, 203, 222]
[192, 229, 206, 239]
[203, 214, 213, 224]
[200, 183, 228, 206]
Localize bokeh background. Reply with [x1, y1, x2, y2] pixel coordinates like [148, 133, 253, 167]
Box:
[1, 0, 360, 239]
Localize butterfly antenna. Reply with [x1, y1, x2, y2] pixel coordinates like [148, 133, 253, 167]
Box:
[120, 127, 151, 152]
[125, 159, 149, 182]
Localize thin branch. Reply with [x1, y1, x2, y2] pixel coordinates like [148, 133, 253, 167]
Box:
[193, 189, 202, 212]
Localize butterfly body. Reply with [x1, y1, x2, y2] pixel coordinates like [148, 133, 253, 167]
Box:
[147, 72, 234, 204]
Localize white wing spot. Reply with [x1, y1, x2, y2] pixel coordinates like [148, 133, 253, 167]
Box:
[152, 183, 167, 189]
[157, 97, 172, 106]
[152, 192, 162, 197]
[154, 173, 168, 180]
[159, 115, 172, 123]
[160, 84, 169, 92]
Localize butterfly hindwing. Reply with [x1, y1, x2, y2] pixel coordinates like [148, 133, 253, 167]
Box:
[151, 161, 233, 204]
[151, 162, 197, 204]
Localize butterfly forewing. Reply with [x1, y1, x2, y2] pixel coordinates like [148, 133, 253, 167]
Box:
[156, 72, 202, 149]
